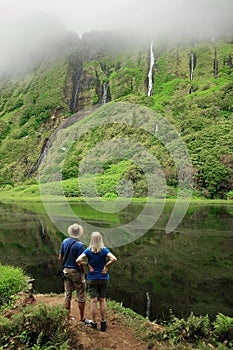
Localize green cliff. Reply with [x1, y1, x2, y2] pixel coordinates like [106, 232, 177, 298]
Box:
[0, 32, 232, 199]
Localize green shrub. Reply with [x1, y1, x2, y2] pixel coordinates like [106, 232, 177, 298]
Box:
[0, 264, 30, 306]
[226, 190, 233, 200]
[158, 311, 211, 344]
[103, 192, 118, 198]
[213, 313, 233, 343]
[0, 303, 69, 349]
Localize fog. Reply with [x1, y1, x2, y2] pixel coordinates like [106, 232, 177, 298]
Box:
[0, 0, 233, 77]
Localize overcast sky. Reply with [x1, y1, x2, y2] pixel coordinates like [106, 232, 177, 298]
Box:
[1, 0, 233, 76]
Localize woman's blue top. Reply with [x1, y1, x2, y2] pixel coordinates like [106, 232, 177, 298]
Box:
[84, 247, 110, 280]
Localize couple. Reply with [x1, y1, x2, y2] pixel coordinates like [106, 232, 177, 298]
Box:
[58, 223, 117, 332]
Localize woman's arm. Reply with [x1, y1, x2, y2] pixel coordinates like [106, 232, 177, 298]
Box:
[76, 253, 86, 266]
[102, 252, 117, 274]
[76, 253, 94, 271]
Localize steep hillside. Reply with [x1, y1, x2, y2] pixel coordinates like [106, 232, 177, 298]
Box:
[0, 32, 232, 199]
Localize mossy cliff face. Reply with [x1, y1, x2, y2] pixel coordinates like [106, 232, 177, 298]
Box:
[0, 31, 232, 198]
[68, 32, 149, 111]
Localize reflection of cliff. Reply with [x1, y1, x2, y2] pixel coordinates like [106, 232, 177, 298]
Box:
[109, 204, 233, 321]
[1, 202, 232, 318]
[0, 202, 63, 293]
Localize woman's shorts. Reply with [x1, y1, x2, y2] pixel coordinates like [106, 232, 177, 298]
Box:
[87, 279, 109, 299]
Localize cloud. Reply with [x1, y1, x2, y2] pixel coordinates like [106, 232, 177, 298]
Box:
[0, 0, 233, 77]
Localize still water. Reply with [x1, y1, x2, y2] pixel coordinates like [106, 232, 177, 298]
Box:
[0, 200, 232, 321]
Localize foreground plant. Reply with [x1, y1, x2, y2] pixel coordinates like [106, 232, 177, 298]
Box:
[0, 303, 70, 349]
[0, 263, 31, 307]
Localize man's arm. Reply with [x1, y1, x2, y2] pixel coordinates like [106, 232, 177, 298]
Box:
[58, 253, 63, 264]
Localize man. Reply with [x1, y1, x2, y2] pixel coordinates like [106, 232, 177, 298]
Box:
[58, 223, 88, 322]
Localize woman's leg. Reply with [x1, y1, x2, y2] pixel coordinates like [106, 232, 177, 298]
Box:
[99, 297, 107, 321]
[91, 297, 98, 323]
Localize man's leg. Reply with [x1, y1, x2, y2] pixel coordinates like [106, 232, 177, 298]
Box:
[78, 301, 85, 321]
[64, 300, 71, 311]
[72, 270, 87, 321]
[64, 276, 73, 316]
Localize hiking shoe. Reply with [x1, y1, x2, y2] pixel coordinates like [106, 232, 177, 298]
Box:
[81, 318, 91, 324]
[101, 320, 107, 332]
[85, 320, 97, 330]
[90, 321, 97, 330]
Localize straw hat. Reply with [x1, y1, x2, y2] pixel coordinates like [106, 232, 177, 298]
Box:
[67, 223, 83, 239]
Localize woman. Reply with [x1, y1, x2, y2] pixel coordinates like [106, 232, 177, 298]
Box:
[77, 231, 117, 331]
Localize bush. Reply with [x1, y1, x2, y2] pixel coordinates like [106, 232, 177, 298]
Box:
[0, 264, 30, 306]
[213, 313, 233, 343]
[226, 190, 233, 199]
[0, 303, 69, 349]
[158, 311, 211, 344]
[155, 311, 233, 348]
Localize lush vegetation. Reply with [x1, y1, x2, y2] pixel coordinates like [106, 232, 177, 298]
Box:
[0, 34, 232, 200]
[0, 264, 70, 349]
[0, 264, 31, 306]
[0, 265, 232, 349]
[0, 303, 69, 350]
[110, 300, 233, 349]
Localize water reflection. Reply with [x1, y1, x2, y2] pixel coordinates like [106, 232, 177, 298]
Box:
[0, 202, 64, 293]
[0, 201, 232, 321]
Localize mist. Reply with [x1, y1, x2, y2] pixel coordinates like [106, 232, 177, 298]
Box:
[0, 0, 233, 78]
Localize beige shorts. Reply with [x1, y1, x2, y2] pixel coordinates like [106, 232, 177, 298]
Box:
[63, 268, 86, 303]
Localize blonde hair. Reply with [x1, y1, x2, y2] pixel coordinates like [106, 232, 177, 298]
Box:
[89, 231, 104, 253]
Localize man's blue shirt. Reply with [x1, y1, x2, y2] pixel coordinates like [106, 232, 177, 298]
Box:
[60, 237, 84, 271]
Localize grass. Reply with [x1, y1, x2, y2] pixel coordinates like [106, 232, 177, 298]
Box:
[0, 180, 232, 206]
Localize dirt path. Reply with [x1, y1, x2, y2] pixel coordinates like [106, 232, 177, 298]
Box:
[35, 294, 152, 350]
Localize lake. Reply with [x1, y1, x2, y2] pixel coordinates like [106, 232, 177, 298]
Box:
[0, 200, 232, 322]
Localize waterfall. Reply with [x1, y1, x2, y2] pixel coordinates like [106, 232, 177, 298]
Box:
[27, 138, 50, 177]
[227, 55, 233, 68]
[214, 49, 218, 78]
[102, 81, 109, 105]
[71, 63, 83, 113]
[147, 41, 155, 96]
[146, 292, 151, 319]
[189, 86, 194, 94]
[39, 220, 46, 237]
[28, 109, 99, 178]
[189, 52, 196, 81]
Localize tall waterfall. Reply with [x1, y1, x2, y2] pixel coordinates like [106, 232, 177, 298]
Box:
[147, 41, 155, 96]
[214, 49, 218, 78]
[71, 63, 83, 113]
[102, 81, 109, 105]
[146, 292, 151, 319]
[189, 52, 196, 81]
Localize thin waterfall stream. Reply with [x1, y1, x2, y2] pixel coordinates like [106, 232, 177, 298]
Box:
[147, 41, 155, 96]
[102, 81, 109, 105]
[189, 52, 196, 81]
